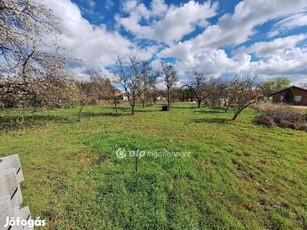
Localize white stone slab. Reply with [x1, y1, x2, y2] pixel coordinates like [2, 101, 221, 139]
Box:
[0, 195, 13, 230]
[0, 154, 24, 183]
[10, 186, 22, 212]
[0, 169, 19, 197]
[0, 170, 23, 213]
[18, 206, 32, 230]
[0, 154, 31, 230]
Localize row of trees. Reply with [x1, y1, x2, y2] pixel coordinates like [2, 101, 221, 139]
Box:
[109, 59, 266, 121]
[181, 73, 262, 120]
[0, 0, 292, 123]
[113, 57, 178, 115]
[0, 0, 180, 120]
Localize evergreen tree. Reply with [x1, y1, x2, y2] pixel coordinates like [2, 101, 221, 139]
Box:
[284, 89, 295, 104]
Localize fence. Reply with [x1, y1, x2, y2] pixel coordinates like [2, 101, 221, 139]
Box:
[0, 154, 32, 230]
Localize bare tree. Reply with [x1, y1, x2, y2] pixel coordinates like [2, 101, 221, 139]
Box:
[76, 69, 120, 121]
[113, 57, 144, 115]
[104, 74, 121, 115]
[76, 69, 98, 122]
[0, 0, 73, 126]
[184, 72, 209, 108]
[161, 61, 178, 111]
[227, 75, 261, 120]
[138, 61, 153, 108]
[0, 0, 62, 73]
[110, 82, 121, 115]
[148, 71, 159, 104]
[76, 82, 88, 122]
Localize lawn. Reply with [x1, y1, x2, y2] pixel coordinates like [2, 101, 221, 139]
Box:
[0, 103, 306, 229]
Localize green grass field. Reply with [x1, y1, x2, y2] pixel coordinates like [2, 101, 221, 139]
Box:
[0, 103, 306, 229]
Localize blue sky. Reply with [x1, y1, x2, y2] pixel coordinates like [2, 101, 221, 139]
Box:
[44, 0, 307, 84]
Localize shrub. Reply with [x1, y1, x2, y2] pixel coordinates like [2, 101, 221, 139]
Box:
[254, 104, 307, 131]
[300, 124, 307, 131]
[255, 115, 275, 127]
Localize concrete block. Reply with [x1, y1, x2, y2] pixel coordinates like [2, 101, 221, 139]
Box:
[0, 195, 13, 230]
[18, 206, 32, 230]
[0, 169, 19, 198]
[0, 154, 31, 230]
[0, 154, 24, 183]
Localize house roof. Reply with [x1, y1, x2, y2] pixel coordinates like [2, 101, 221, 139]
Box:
[269, 85, 307, 96]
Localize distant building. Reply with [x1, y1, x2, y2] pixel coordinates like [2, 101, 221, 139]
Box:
[270, 86, 307, 106]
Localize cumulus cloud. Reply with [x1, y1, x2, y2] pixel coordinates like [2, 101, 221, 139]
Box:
[158, 33, 307, 83]
[248, 48, 307, 74]
[44, 0, 130, 66]
[185, 0, 307, 49]
[234, 35, 307, 58]
[42, 0, 158, 69]
[117, 0, 217, 44]
[155, 0, 307, 83]
[38, 0, 307, 84]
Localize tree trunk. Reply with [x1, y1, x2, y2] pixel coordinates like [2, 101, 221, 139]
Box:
[142, 101, 145, 108]
[131, 105, 135, 115]
[197, 99, 201, 108]
[232, 108, 244, 120]
[167, 88, 171, 110]
[232, 113, 238, 120]
[16, 107, 25, 129]
[77, 104, 85, 122]
[114, 98, 118, 115]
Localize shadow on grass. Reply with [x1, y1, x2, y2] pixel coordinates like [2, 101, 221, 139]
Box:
[99, 106, 157, 113]
[0, 114, 74, 131]
[81, 111, 127, 117]
[191, 117, 229, 124]
[133, 109, 157, 113]
[194, 109, 226, 114]
[0, 110, 125, 131]
[171, 105, 196, 109]
[102, 106, 131, 111]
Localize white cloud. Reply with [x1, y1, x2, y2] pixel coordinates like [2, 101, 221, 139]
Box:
[117, 0, 217, 44]
[154, 1, 217, 44]
[151, 0, 168, 17]
[279, 11, 307, 28]
[234, 35, 307, 58]
[42, 0, 157, 69]
[269, 10, 307, 37]
[155, 0, 307, 83]
[187, 0, 307, 49]
[247, 47, 307, 75]
[158, 34, 307, 83]
[233, 47, 307, 84]
[124, 0, 138, 12]
[37, 0, 307, 84]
